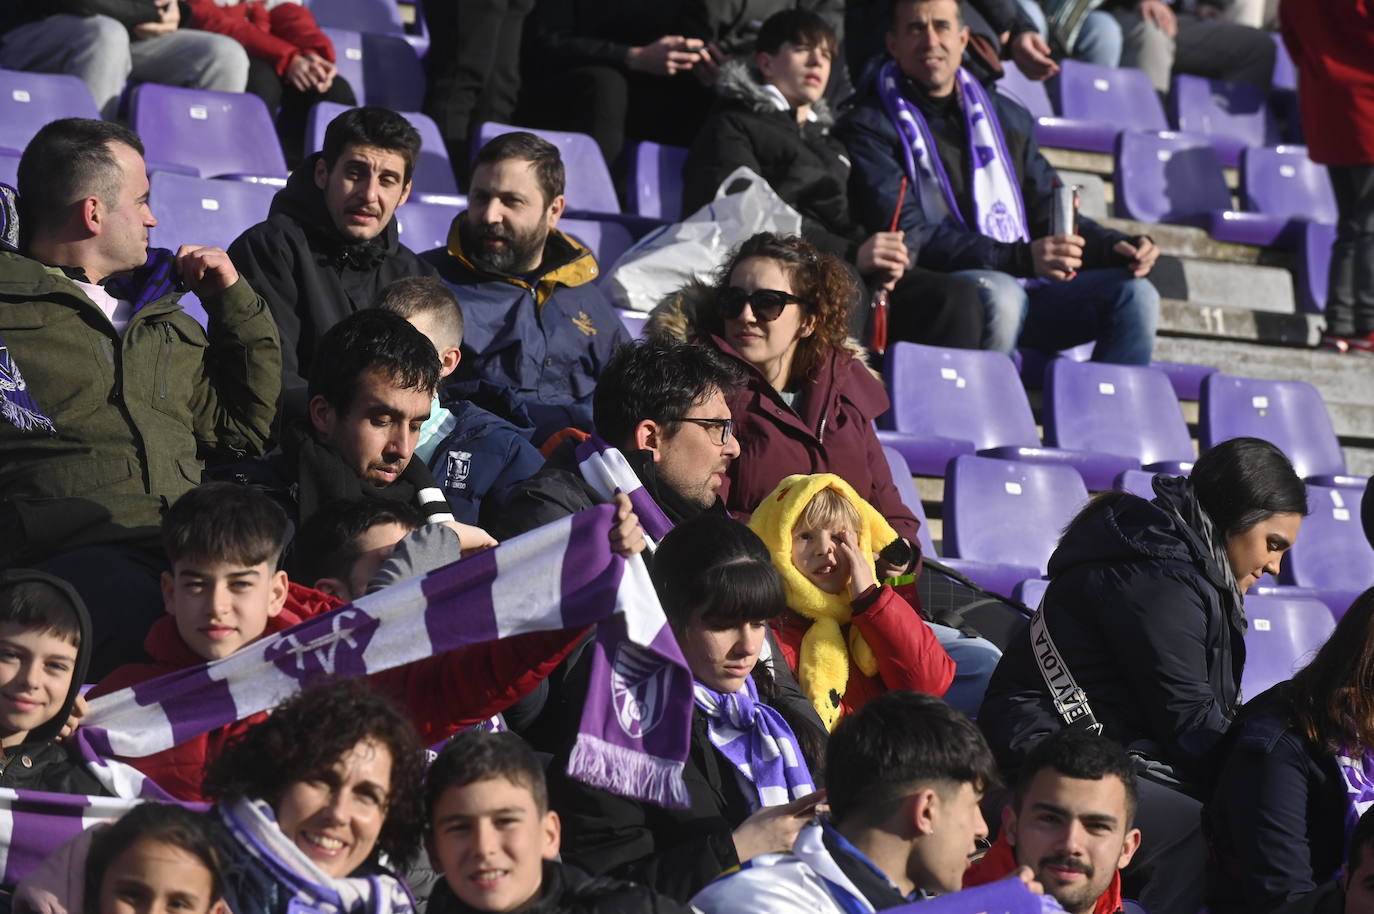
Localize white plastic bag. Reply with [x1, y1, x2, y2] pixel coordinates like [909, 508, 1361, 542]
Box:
[606, 167, 804, 312]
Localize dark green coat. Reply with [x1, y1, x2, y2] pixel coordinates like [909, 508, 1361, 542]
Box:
[0, 252, 282, 562]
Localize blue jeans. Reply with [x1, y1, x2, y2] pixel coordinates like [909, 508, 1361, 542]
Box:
[954, 267, 1160, 364]
[926, 622, 1002, 718]
[1015, 0, 1124, 68]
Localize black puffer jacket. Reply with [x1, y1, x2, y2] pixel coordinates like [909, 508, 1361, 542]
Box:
[227, 156, 436, 408]
[682, 60, 861, 260]
[428, 859, 693, 914]
[978, 476, 1245, 782]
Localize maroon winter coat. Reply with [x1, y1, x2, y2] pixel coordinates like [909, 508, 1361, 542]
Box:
[1280, 0, 1374, 166]
[705, 333, 922, 547]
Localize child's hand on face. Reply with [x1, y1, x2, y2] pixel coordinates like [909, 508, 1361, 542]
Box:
[835, 531, 876, 600]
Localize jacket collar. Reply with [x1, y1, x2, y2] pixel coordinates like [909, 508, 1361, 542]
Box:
[442, 222, 599, 305]
[715, 58, 832, 126]
[270, 154, 406, 269]
[143, 582, 339, 667]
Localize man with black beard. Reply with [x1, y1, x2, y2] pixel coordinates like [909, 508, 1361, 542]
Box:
[421, 131, 628, 444]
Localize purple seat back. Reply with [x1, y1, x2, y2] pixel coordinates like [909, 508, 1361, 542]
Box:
[1044, 360, 1194, 465]
[1297, 221, 1335, 314]
[319, 28, 425, 112]
[1113, 130, 1232, 224]
[617, 309, 648, 341]
[1241, 145, 1337, 224]
[0, 150, 17, 189]
[474, 122, 619, 214]
[1115, 469, 1162, 500]
[997, 61, 1055, 120]
[308, 102, 458, 198]
[882, 445, 937, 558]
[944, 455, 1089, 571]
[394, 199, 464, 254]
[1169, 74, 1275, 167]
[560, 217, 635, 273]
[1281, 485, 1374, 590]
[1240, 594, 1335, 697]
[1013, 577, 1049, 608]
[147, 172, 277, 251]
[131, 85, 287, 180]
[631, 142, 689, 221]
[881, 342, 1040, 449]
[304, 0, 402, 33]
[0, 69, 99, 151]
[1051, 60, 1168, 133]
[1199, 373, 1347, 480]
[1272, 33, 1297, 92]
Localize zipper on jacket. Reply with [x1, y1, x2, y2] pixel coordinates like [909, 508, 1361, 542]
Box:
[817, 416, 827, 443]
[158, 322, 173, 399]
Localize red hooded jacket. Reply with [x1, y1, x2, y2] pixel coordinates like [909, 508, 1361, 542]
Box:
[89, 582, 583, 801]
[186, 0, 335, 77]
[964, 833, 1124, 914]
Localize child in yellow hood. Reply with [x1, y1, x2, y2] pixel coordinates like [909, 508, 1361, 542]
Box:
[749, 473, 956, 731]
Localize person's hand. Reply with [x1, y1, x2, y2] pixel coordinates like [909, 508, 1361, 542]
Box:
[874, 537, 916, 581]
[731, 790, 826, 863]
[302, 52, 337, 92]
[440, 520, 499, 556]
[856, 231, 909, 288]
[1137, 0, 1178, 37]
[609, 491, 647, 558]
[835, 531, 877, 599]
[1010, 31, 1059, 80]
[626, 35, 704, 76]
[11, 884, 66, 914]
[285, 54, 316, 92]
[55, 694, 88, 741]
[692, 42, 726, 86]
[176, 245, 240, 298]
[1031, 233, 1085, 281]
[1113, 235, 1159, 277]
[1012, 866, 1046, 895]
[133, 0, 179, 37]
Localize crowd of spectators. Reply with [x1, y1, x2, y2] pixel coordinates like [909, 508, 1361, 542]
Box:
[1, 2, 1371, 914]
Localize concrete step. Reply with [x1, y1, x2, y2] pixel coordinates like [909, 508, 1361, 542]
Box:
[1159, 298, 1320, 346]
[1153, 335, 1374, 407]
[1173, 260, 1295, 314]
[1097, 217, 1297, 269]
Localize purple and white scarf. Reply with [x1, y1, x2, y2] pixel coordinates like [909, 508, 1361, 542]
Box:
[876, 60, 1031, 245]
[576, 434, 675, 546]
[1337, 745, 1374, 859]
[0, 505, 693, 885]
[694, 676, 814, 810]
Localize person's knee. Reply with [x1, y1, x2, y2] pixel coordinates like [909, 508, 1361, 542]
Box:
[1117, 276, 1161, 333]
[960, 270, 1026, 354]
[195, 33, 250, 90]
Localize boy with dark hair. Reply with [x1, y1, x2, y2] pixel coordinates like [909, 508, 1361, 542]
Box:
[425, 729, 692, 914]
[0, 569, 106, 795]
[376, 276, 545, 526]
[229, 104, 437, 410]
[289, 497, 425, 602]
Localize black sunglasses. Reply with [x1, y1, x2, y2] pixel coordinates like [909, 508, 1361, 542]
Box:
[717, 287, 803, 322]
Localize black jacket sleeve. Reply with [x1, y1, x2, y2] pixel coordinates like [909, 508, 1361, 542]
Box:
[228, 222, 308, 406]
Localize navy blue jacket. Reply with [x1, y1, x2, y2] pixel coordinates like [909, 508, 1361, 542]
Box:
[836, 74, 1134, 277]
[422, 228, 629, 444]
[426, 393, 545, 527]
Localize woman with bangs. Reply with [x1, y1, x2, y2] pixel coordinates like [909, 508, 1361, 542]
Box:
[548, 514, 827, 903]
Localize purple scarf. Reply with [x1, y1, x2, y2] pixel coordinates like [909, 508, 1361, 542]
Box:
[694, 676, 815, 811]
[1337, 745, 1374, 859]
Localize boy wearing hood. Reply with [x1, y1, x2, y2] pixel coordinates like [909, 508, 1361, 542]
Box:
[0, 569, 107, 796]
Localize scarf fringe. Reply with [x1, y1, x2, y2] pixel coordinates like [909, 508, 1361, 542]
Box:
[567, 733, 691, 810]
[1, 396, 55, 434]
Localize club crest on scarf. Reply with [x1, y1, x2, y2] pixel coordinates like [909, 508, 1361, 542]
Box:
[0, 345, 56, 435]
[611, 642, 673, 738]
[265, 607, 380, 683]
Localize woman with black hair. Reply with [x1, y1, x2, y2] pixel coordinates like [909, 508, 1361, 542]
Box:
[549, 513, 826, 903]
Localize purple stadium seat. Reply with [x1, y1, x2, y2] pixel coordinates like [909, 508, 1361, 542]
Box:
[1151, 359, 1218, 401]
[1013, 577, 1049, 609]
[474, 122, 620, 215]
[308, 102, 460, 201]
[147, 172, 277, 252]
[1194, 145, 1337, 249]
[0, 149, 17, 189]
[1168, 74, 1276, 168]
[1115, 469, 1163, 500]
[0, 69, 100, 152]
[1271, 32, 1297, 93]
[1044, 359, 1195, 474]
[882, 445, 936, 558]
[307, 0, 429, 55]
[1113, 130, 1232, 227]
[996, 62, 1115, 152]
[617, 309, 648, 343]
[1240, 594, 1335, 697]
[394, 198, 465, 254]
[1022, 342, 1216, 401]
[1281, 484, 1374, 591]
[560, 217, 635, 275]
[630, 142, 689, 221]
[1200, 373, 1368, 488]
[131, 85, 287, 182]
[1297, 221, 1335, 314]
[877, 342, 1137, 489]
[944, 456, 1089, 589]
[1017, 341, 1093, 389]
[319, 28, 426, 113]
[1049, 60, 1169, 154]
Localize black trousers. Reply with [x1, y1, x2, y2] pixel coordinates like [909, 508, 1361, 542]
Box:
[244, 56, 356, 166]
[1326, 163, 1374, 337]
[1120, 777, 1207, 914]
[848, 267, 985, 351]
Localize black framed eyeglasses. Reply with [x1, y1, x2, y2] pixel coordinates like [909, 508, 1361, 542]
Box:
[717, 287, 803, 322]
[675, 417, 734, 446]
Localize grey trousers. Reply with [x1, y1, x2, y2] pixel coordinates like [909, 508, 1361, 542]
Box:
[1114, 10, 1275, 92]
[0, 14, 248, 120]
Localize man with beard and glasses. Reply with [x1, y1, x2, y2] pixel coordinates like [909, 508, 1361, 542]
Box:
[229, 106, 436, 417]
[964, 729, 1142, 914]
[421, 131, 628, 445]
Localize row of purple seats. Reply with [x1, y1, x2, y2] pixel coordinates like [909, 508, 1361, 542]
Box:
[0, 68, 100, 152]
[319, 28, 426, 113]
[302, 0, 428, 57]
[1017, 342, 1218, 402]
[131, 84, 287, 182]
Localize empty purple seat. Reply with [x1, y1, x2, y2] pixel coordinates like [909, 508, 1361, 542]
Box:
[1271, 32, 1297, 93]
[1200, 373, 1367, 488]
[132, 85, 287, 181]
[1281, 484, 1374, 591]
[882, 445, 936, 558]
[1049, 60, 1169, 154]
[1013, 577, 1049, 609]
[1199, 145, 1337, 248]
[1044, 359, 1195, 474]
[1240, 594, 1335, 697]
[307, 0, 429, 55]
[148, 172, 277, 252]
[308, 102, 460, 201]
[878, 342, 1137, 489]
[944, 456, 1089, 586]
[319, 28, 425, 112]
[996, 62, 1113, 152]
[1017, 341, 1092, 389]
[1113, 130, 1232, 227]
[630, 142, 689, 221]
[1169, 74, 1276, 168]
[1115, 469, 1163, 500]
[0, 69, 99, 151]
[394, 199, 465, 254]
[474, 122, 620, 215]
[560, 217, 635, 275]
[1297, 221, 1336, 314]
[1150, 359, 1218, 401]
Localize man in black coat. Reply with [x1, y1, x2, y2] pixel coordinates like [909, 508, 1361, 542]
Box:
[229, 105, 437, 416]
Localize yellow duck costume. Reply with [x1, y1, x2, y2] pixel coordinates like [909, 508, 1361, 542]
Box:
[748, 473, 899, 731]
